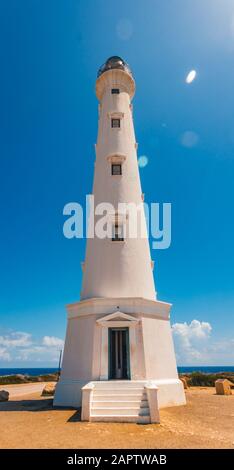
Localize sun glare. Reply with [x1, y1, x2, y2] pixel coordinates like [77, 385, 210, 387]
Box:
[186, 70, 197, 84]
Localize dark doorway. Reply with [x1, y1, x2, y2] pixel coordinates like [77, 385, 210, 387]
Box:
[109, 328, 130, 380]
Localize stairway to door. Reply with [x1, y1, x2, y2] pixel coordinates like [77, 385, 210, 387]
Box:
[89, 381, 151, 423]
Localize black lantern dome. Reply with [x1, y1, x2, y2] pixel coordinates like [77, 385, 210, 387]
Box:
[97, 56, 132, 78]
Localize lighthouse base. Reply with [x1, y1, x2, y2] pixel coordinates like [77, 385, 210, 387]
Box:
[54, 378, 185, 416]
[54, 297, 186, 413]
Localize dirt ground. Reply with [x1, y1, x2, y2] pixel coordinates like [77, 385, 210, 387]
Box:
[0, 386, 233, 449]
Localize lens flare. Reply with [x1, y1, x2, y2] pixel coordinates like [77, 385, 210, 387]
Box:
[138, 155, 148, 168]
[186, 70, 197, 84]
[181, 131, 199, 148]
[116, 18, 133, 41]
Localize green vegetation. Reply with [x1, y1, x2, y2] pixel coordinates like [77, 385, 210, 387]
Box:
[1, 371, 234, 387]
[179, 371, 234, 387]
[0, 373, 59, 385]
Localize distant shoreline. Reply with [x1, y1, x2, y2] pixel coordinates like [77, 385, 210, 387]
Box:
[0, 366, 234, 376]
[0, 367, 233, 386]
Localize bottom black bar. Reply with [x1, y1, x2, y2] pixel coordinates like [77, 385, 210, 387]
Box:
[0, 449, 233, 466]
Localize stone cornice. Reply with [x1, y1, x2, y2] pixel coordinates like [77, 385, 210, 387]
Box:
[96, 69, 135, 101]
[66, 296, 172, 321]
[106, 154, 126, 164]
[108, 111, 124, 119]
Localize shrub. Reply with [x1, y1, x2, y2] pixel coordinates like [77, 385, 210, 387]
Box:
[179, 372, 234, 387]
[0, 372, 59, 385]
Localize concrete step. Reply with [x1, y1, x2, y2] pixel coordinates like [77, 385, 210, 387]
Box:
[92, 400, 148, 408]
[92, 394, 147, 401]
[89, 415, 151, 424]
[93, 381, 146, 389]
[91, 406, 150, 416]
[93, 388, 146, 395]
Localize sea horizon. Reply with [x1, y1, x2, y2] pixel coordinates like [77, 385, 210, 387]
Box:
[0, 365, 234, 376]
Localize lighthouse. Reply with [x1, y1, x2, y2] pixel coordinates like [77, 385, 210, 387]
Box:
[54, 57, 186, 422]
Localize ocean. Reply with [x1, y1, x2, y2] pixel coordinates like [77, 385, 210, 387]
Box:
[177, 366, 234, 374]
[0, 366, 234, 376]
[0, 368, 58, 376]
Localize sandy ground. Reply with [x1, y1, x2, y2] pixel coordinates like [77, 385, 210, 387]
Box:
[1, 382, 47, 397]
[0, 385, 233, 449]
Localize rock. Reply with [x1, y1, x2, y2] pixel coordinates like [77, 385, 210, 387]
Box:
[16, 374, 28, 382]
[215, 379, 232, 395]
[180, 377, 189, 389]
[41, 383, 56, 396]
[0, 390, 9, 401]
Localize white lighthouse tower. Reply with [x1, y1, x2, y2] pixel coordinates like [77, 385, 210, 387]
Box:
[54, 57, 185, 422]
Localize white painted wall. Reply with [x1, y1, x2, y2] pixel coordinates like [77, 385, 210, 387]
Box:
[60, 309, 178, 384]
[141, 316, 179, 379]
[60, 316, 97, 381]
[81, 69, 156, 300]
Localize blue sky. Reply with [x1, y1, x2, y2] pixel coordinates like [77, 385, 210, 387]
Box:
[0, 0, 234, 367]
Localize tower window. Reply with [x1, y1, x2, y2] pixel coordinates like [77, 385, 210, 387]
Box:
[111, 118, 120, 128]
[111, 88, 119, 94]
[111, 163, 122, 175]
[112, 223, 124, 242]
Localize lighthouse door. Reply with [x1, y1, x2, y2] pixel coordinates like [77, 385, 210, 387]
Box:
[109, 328, 130, 380]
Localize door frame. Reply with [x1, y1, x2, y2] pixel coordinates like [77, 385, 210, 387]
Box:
[96, 311, 139, 381]
[108, 327, 130, 380]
